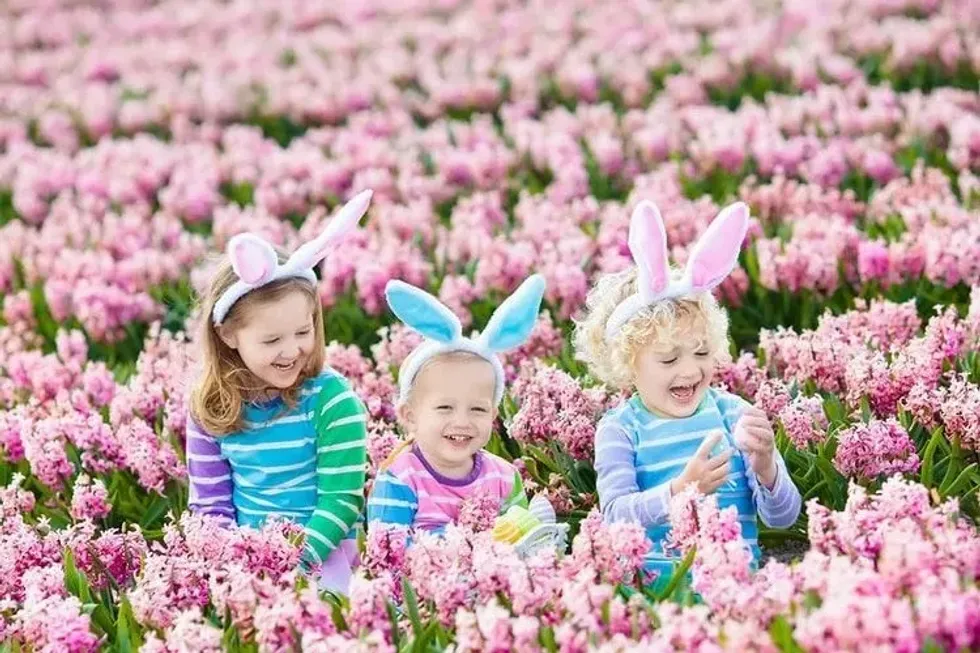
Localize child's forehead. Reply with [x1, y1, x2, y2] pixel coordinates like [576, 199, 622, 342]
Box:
[413, 355, 496, 394]
[241, 291, 314, 331]
[645, 320, 710, 352]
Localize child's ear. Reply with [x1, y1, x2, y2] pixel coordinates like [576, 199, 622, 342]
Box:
[396, 401, 416, 432]
[216, 325, 239, 350]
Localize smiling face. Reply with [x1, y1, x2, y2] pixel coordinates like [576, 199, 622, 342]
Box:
[627, 300, 726, 419]
[633, 332, 716, 418]
[218, 288, 318, 390]
[398, 352, 498, 479]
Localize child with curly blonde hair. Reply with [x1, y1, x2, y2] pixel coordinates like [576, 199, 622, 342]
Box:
[575, 200, 802, 586]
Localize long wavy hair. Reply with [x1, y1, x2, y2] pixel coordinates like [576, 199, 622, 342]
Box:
[189, 253, 326, 436]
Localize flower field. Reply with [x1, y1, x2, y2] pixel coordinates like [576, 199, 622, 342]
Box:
[2, 0, 980, 650]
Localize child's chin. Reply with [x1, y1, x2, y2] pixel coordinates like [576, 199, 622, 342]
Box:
[667, 391, 705, 417]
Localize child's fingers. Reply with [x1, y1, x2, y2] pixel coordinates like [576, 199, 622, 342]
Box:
[739, 415, 772, 432]
[746, 427, 775, 449]
[696, 432, 723, 459]
[744, 406, 769, 420]
[707, 449, 732, 470]
[706, 468, 730, 492]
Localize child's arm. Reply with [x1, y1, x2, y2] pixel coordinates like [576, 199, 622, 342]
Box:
[185, 413, 236, 525]
[747, 452, 802, 528]
[501, 469, 529, 512]
[303, 374, 369, 569]
[595, 419, 672, 526]
[718, 393, 802, 528]
[366, 470, 419, 527]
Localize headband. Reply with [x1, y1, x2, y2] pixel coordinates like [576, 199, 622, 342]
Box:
[212, 190, 373, 325]
[604, 199, 749, 341]
[384, 274, 546, 404]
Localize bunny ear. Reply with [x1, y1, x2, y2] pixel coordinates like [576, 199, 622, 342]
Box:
[629, 201, 670, 300]
[479, 274, 546, 352]
[385, 280, 461, 343]
[686, 201, 750, 291]
[288, 189, 372, 270]
[228, 233, 278, 286]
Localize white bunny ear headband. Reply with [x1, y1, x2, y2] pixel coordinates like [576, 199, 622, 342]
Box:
[212, 190, 373, 325]
[604, 199, 750, 341]
[385, 274, 547, 404]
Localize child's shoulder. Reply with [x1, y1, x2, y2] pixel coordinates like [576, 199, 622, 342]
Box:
[479, 450, 519, 475]
[301, 366, 359, 402]
[704, 386, 750, 410]
[304, 366, 348, 389]
[383, 445, 423, 479]
[597, 395, 640, 429]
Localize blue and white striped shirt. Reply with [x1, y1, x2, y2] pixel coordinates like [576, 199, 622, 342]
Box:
[594, 387, 801, 579]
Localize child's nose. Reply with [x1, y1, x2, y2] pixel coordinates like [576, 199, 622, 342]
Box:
[678, 356, 700, 376]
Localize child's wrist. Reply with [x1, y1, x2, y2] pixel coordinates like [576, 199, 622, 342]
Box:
[669, 472, 688, 496]
[758, 458, 778, 489]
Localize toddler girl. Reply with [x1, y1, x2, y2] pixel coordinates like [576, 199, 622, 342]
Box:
[575, 200, 802, 586]
[366, 274, 546, 536]
[186, 191, 372, 594]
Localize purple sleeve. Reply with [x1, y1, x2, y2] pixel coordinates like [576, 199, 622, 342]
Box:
[746, 451, 802, 528]
[594, 418, 672, 528]
[186, 412, 236, 525]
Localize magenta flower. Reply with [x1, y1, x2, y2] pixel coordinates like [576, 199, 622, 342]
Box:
[834, 418, 920, 480]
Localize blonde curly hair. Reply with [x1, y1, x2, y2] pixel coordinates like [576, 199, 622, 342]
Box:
[572, 267, 731, 390]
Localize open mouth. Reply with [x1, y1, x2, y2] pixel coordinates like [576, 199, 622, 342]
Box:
[272, 360, 297, 372]
[444, 433, 473, 445]
[669, 381, 701, 402]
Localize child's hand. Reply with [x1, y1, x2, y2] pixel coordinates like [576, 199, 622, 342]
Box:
[734, 406, 778, 488]
[670, 432, 732, 496]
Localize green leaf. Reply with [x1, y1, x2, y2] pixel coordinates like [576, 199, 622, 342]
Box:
[940, 463, 978, 498]
[813, 457, 846, 508]
[920, 426, 943, 489]
[139, 494, 171, 529]
[939, 437, 964, 490]
[407, 621, 440, 653]
[401, 577, 424, 638]
[859, 396, 872, 422]
[822, 394, 847, 425]
[539, 626, 558, 653]
[654, 547, 697, 602]
[921, 637, 945, 653]
[768, 615, 805, 652]
[63, 549, 92, 604]
[384, 601, 403, 649]
[115, 595, 144, 652]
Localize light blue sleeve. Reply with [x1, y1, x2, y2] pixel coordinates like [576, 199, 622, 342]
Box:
[366, 470, 419, 528]
[716, 390, 803, 528]
[594, 414, 673, 528]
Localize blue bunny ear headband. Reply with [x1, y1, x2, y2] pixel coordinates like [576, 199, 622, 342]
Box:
[212, 190, 373, 325]
[384, 274, 547, 404]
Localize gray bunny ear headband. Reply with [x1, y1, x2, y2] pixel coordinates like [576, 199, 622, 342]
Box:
[385, 274, 547, 404]
[212, 190, 373, 324]
[604, 199, 750, 340]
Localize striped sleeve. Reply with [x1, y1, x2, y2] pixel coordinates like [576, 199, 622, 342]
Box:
[747, 451, 802, 528]
[718, 391, 803, 528]
[366, 470, 419, 527]
[501, 469, 529, 512]
[715, 390, 751, 432]
[302, 373, 368, 567]
[185, 410, 236, 525]
[594, 418, 672, 528]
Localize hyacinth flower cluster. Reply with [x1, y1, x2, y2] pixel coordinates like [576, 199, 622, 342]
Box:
[4, 466, 978, 651]
[0, 0, 978, 649]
